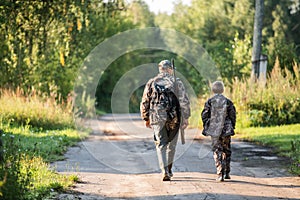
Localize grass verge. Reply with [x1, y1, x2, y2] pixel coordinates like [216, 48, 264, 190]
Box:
[0, 125, 88, 199]
[0, 89, 89, 199]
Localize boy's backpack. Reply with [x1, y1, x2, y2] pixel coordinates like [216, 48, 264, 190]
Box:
[206, 94, 227, 137]
[151, 77, 180, 125]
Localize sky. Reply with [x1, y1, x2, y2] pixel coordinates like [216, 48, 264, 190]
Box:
[142, 0, 192, 15]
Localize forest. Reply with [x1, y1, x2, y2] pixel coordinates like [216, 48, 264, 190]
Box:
[1, 0, 299, 114]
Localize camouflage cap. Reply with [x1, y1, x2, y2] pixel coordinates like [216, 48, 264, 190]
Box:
[158, 60, 172, 70]
[212, 81, 224, 94]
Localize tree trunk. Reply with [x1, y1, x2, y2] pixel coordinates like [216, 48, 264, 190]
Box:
[251, 0, 264, 80]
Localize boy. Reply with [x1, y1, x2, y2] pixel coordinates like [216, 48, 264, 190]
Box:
[201, 81, 236, 182]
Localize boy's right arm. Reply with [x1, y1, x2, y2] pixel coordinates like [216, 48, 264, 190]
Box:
[201, 100, 211, 136]
[201, 101, 211, 124]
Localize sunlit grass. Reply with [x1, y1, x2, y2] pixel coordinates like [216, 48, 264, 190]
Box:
[1, 124, 87, 162]
[20, 156, 76, 199]
[0, 89, 88, 199]
[0, 125, 87, 199]
[0, 88, 74, 129]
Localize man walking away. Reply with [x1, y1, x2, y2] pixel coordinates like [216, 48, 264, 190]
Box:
[140, 60, 190, 181]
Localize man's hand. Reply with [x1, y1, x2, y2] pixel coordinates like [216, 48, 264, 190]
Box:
[181, 119, 189, 129]
[145, 120, 151, 128]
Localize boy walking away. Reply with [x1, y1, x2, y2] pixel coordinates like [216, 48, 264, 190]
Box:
[201, 81, 236, 182]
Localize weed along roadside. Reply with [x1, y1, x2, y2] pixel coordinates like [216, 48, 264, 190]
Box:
[0, 90, 88, 200]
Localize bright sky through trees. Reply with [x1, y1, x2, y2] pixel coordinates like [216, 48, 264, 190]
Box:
[143, 0, 192, 14]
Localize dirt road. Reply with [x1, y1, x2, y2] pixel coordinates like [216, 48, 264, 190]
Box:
[54, 114, 300, 200]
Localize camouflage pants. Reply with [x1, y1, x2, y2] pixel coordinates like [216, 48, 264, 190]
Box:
[211, 135, 231, 175]
[152, 123, 179, 175]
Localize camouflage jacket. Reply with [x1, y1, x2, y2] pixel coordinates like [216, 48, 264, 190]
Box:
[201, 94, 236, 137]
[140, 72, 191, 125]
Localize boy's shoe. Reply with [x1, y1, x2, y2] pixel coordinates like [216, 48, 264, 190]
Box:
[163, 173, 171, 181]
[224, 173, 231, 179]
[216, 175, 224, 182]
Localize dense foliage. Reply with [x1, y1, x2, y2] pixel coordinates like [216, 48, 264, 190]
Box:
[1, 0, 300, 114]
[0, 0, 132, 100]
[157, 0, 300, 81]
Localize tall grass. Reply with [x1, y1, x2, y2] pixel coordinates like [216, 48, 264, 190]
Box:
[0, 88, 74, 130]
[0, 89, 85, 199]
[230, 58, 300, 128]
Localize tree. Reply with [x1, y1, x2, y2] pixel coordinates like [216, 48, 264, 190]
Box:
[251, 0, 264, 80]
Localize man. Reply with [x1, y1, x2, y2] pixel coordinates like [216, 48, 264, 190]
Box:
[140, 60, 190, 181]
[201, 81, 236, 182]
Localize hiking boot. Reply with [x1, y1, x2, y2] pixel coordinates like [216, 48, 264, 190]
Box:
[163, 173, 171, 181]
[224, 173, 231, 179]
[168, 164, 173, 177]
[216, 175, 224, 182]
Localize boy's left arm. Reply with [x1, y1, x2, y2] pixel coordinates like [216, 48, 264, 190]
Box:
[227, 100, 236, 129]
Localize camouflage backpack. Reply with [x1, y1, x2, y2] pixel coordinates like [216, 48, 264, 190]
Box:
[150, 76, 180, 131]
[206, 94, 227, 137]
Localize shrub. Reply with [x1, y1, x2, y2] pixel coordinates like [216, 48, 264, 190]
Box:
[290, 139, 300, 175]
[0, 131, 32, 200]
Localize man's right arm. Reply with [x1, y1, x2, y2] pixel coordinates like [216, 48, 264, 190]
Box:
[140, 79, 153, 122]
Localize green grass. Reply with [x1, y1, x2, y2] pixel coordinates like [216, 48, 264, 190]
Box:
[0, 125, 88, 199]
[0, 89, 89, 199]
[236, 124, 300, 175]
[1, 124, 87, 162]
